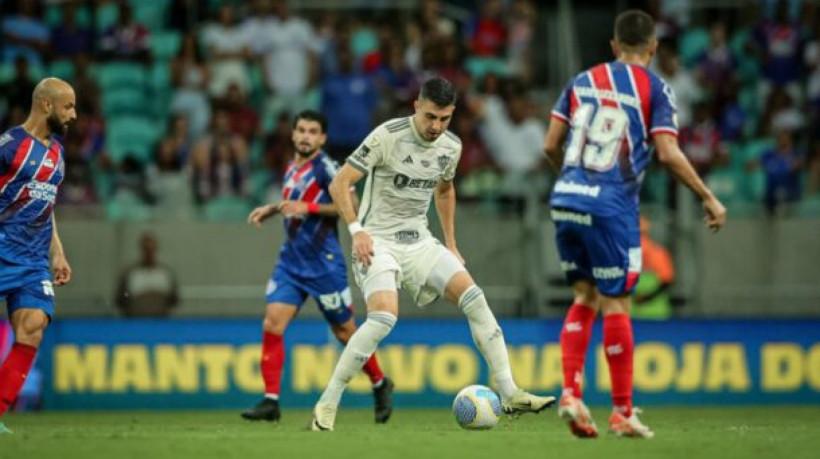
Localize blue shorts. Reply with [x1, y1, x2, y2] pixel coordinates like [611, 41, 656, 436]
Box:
[552, 208, 642, 297]
[265, 266, 354, 325]
[1, 260, 55, 319]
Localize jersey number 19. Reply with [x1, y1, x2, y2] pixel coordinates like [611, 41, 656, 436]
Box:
[565, 103, 628, 172]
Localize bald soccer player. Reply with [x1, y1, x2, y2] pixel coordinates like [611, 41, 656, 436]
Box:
[0, 78, 75, 434]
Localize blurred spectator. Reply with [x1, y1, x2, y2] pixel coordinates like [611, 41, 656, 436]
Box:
[168, 0, 206, 34]
[647, 0, 682, 42]
[404, 21, 424, 72]
[116, 233, 179, 318]
[112, 155, 154, 205]
[263, 112, 296, 186]
[474, 81, 544, 179]
[453, 111, 493, 178]
[654, 42, 700, 128]
[1, 0, 49, 66]
[251, 0, 321, 122]
[696, 22, 736, 98]
[71, 53, 102, 117]
[170, 32, 211, 139]
[50, 2, 93, 58]
[632, 216, 675, 320]
[759, 129, 803, 215]
[191, 109, 250, 204]
[0, 57, 36, 114]
[506, 0, 536, 80]
[372, 38, 419, 117]
[750, 0, 805, 103]
[321, 46, 377, 162]
[679, 102, 728, 177]
[202, 3, 251, 98]
[759, 86, 805, 136]
[718, 82, 748, 143]
[416, 0, 456, 39]
[436, 39, 472, 97]
[157, 115, 194, 166]
[99, 1, 151, 63]
[216, 83, 260, 142]
[148, 120, 195, 220]
[466, 0, 507, 57]
[59, 137, 98, 207]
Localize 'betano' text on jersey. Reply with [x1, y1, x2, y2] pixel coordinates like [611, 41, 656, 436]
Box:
[0, 126, 65, 267]
[277, 152, 346, 278]
[550, 61, 678, 217]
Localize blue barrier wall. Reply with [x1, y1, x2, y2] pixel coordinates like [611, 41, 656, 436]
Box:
[38, 319, 820, 410]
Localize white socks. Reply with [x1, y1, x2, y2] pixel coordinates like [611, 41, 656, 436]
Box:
[459, 285, 518, 400]
[318, 311, 397, 407]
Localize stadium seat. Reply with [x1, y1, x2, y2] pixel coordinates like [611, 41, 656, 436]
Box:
[95, 2, 120, 32]
[102, 87, 149, 116]
[202, 196, 254, 222]
[351, 28, 379, 59]
[465, 57, 508, 80]
[150, 31, 182, 61]
[106, 116, 161, 163]
[106, 191, 154, 221]
[678, 28, 710, 67]
[96, 63, 148, 90]
[48, 59, 75, 81]
[131, 2, 169, 31]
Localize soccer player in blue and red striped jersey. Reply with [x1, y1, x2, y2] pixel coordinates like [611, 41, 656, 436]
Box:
[240, 110, 393, 424]
[543, 11, 726, 439]
[0, 78, 75, 434]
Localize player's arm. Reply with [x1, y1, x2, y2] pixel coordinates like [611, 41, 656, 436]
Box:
[543, 117, 570, 171]
[653, 133, 727, 231]
[434, 179, 465, 265]
[330, 163, 374, 266]
[50, 215, 72, 286]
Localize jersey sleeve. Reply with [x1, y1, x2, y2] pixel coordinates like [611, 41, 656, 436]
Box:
[441, 146, 461, 182]
[550, 79, 574, 123]
[649, 77, 679, 137]
[316, 156, 340, 189]
[346, 125, 388, 175]
[0, 131, 20, 172]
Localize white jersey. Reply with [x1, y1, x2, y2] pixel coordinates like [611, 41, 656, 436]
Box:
[346, 117, 462, 243]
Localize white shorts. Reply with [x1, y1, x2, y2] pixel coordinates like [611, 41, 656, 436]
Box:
[352, 236, 466, 307]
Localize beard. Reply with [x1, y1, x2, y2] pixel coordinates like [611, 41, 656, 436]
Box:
[295, 143, 317, 158]
[47, 112, 69, 136]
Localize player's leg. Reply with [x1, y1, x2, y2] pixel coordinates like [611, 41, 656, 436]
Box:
[590, 213, 653, 438]
[329, 318, 394, 423]
[427, 251, 555, 414]
[0, 308, 48, 420]
[311, 247, 400, 431]
[241, 271, 305, 422]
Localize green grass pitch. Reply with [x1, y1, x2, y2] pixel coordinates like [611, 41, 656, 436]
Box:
[2, 406, 820, 459]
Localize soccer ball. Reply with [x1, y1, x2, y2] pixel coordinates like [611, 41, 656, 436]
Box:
[452, 385, 502, 430]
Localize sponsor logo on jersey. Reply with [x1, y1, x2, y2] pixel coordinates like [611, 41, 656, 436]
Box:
[394, 229, 420, 243]
[593, 266, 625, 280]
[554, 180, 601, 198]
[393, 174, 437, 190]
[551, 209, 592, 226]
[26, 181, 58, 204]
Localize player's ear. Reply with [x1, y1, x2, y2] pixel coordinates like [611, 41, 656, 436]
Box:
[647, 38, 658, 60]
[413, 99, 419, 112]
[610, 39, 619, 58]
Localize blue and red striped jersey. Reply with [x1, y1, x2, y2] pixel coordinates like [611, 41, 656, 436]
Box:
[0, 126, 65, 267]
[549, 61, 678, 216]
[277, 152, 345, 279]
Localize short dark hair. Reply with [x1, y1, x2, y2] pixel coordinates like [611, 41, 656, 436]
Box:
[293, 109, 327, 133]
[418, 77, 457, 107]
[614, 10, 655, 47]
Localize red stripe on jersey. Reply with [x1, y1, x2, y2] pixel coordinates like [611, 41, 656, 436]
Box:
[568, 88, 578, 117]
[630, 66, 652, 128]
[0, 137, 34, 193]
[300, 177, 322, 203]
[283, 162, 314, 200]
[590, 64, 617, 108]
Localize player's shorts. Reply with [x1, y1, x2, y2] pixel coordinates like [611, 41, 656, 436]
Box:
[352, 235, 466, 307]
[0, 259, 55, 319]
[552, 207, 642, 297]
[265, 265, 353, 325]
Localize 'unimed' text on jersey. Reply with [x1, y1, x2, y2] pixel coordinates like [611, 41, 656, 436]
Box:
[550, 61, 678, 216]
[0, 126, 65, 267]
[346, 117, 461, 242]
[278, 152, 346, 278]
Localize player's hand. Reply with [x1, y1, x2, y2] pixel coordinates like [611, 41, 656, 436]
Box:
[278, 200, 308, 217]
[247, 204, 277, 228]
[702, 195, 727, 232]
[352, 231, 375, 267]
[448, 246, 466, 265]
[51, 254, 72, 286]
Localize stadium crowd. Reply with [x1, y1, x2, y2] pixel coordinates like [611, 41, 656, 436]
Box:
[1, 0, 819, 220]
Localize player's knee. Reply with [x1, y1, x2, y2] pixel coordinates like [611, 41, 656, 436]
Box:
[263, 315, 287, 335]
[14, 314, 48, 347]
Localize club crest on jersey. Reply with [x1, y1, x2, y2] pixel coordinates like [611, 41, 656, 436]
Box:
[437, 155, 450, 171]
[43, 157, 55, 169]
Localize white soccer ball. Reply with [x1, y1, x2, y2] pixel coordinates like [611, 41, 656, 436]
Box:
[452, 384, 502, 430]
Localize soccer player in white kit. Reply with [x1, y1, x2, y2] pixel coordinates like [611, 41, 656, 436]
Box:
[310, 77, 556, 431]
